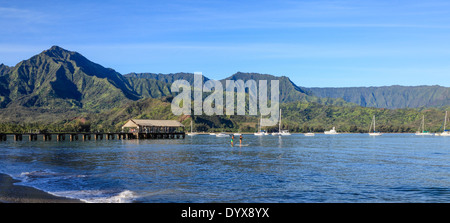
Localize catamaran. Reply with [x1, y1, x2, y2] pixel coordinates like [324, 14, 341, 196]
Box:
[415, 115, 433, 136]
[187, 119, 197, 136]
[435, 111, 450, 136]
[369, 115, 382, 136]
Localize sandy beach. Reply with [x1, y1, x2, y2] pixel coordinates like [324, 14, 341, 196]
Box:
[0, 173, 83, 203]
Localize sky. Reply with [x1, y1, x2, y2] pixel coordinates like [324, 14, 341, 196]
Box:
[1, 0, 450, 87]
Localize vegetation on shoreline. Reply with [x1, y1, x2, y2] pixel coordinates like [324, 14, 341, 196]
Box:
[0, 97, 448, 134]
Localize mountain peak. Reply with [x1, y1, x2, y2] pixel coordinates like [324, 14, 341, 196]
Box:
[48, 45, 67, 52]
[41, 45, 74, 60]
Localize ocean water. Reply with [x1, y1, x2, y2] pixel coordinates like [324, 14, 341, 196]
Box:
[0, 133, 448, 203]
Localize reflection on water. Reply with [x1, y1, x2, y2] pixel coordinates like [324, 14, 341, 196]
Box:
[0, 134, 449, 202]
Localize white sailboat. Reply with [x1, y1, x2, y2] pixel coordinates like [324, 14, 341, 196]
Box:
[254, 115, 265, 136]
[272, 110, 281, 136]
[187, 119, 197, 136]
[369, 115, 382, 136]
[324, 127, 339, 135]
[272, 109, 290, 135]
[415, 115, 433, 136]
[435, 111, 450, 136]
[280, 130, 291, 136]
[280, 110, 291, 136]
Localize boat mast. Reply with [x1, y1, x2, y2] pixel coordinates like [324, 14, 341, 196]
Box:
[445, 111, 448, 131]
[373, 115, 376, 133]
[259, 115, 261, 132]
[422, 115, 425, 132]
[279, 109, 281, 133]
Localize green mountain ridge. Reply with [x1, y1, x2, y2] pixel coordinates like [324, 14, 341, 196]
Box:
[0, 46, 141, 110]
[1, 46, 448, 111]
[307, 85, 450, 109]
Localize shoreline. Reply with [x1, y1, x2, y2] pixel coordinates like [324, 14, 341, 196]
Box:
[0, 173, 83, 203]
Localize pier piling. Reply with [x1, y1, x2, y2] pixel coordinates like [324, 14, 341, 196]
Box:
[82, 134, 91, 141]
[57, 134, 65, 141]
[95, 134, 102, 140]
[14, 134, 22, 141]
[70, 134, 78, 141]
[43, 134, 52, 141]
[29, 134, 37, 141]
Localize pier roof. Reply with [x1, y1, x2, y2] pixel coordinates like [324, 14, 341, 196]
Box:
[122, 119, 184, 128]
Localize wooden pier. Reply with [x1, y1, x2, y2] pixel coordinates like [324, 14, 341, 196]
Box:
[0, 132, 185, 142]
[0, 119, 186, 142]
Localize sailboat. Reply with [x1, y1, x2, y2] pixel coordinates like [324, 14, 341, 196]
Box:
[324, 127, 339, 135]
[271, 109, 291, 136]
[254, 114, 265, 136]
[415, 115, 433, 136]
[272, 109, 281, 136]
[187, 119, 197, 136]
[279, 110, 291, 136]
[368, 115, 382, 136]
[435, 111, 450, 136]
[280, 130, 291, 136]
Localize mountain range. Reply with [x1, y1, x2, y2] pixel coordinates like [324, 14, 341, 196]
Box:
[308, 85, 449, 109]
[0, 46, 449, 127]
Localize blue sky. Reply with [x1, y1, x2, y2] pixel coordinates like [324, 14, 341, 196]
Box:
[1, 0, 450, 87]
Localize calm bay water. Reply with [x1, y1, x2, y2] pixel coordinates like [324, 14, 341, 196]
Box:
[0, 134, 448, 203]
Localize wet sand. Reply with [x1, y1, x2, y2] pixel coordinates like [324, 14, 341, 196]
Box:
[0, 173, 83, 203]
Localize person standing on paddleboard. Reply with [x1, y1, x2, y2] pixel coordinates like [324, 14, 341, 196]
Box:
[240, 135, 243, 145]
[231, 135, 234, 146]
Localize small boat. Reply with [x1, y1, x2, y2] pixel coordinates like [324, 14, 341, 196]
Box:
[368, 115, 382, 136]
[254, 131, 264, 136]
[415, 115, 433, 136]
[233, 133, 242, 136]
[187, 119, 198, 136]
[209, 133, 216, 135]
[280, 130, 291, 136]
[369, 132, 382, 136]
[272, 109, 289, 136]
[324, 127, 339, 135]
[436, 111, 450, 136]
[304, 132, 315, 136]
[216, 133, 230, 137]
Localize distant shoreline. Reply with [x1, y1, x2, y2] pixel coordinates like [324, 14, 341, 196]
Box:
[0, 173, 83, 203]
